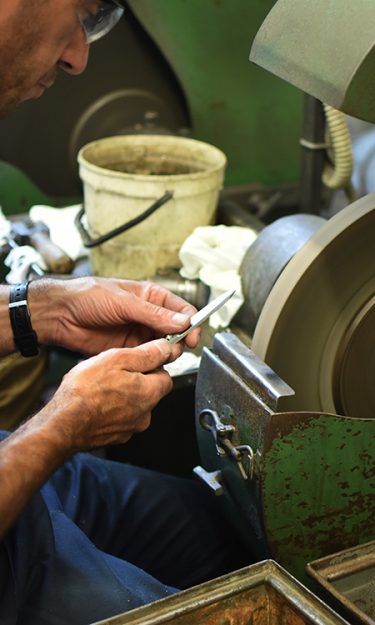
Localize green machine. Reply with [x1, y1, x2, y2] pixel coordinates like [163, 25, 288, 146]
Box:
[115, 3, 375, 590]
[194, 194, 375, 589]
[0, 0, 305, 216]
[191, 0, 375, 596]
[1, 1, 374, 606]
[127, 0, 304, 189]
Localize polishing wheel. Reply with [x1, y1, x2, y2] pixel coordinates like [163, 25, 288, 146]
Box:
[251, 193, 375, 418]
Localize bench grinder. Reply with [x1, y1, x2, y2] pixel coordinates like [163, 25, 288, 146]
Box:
[194, 0, 375, 587]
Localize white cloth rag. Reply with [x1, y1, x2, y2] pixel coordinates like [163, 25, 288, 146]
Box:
[179, 225, 256, 328]
[4, 246, 47, 284]
[0, 207, 47, 283]
[164, 352, 201, 377]
[29, 204, 86, 261]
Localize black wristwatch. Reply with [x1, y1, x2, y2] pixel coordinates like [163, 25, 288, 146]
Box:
[8, 282, 39, 357]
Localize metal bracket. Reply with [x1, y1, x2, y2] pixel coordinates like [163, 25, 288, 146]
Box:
[193, 466, 223, 495]
[199, 409, 255, 480]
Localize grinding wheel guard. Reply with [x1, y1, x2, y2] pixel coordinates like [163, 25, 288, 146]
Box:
[194, 332, 375, 585]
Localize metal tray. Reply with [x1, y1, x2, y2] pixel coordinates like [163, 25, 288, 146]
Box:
[91, 560, 350, 625]
[307, 539, 375, 625]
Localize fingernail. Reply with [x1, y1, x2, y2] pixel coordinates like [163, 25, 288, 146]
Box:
[172, 312, 189, 325]
[157, 338, 173, 357]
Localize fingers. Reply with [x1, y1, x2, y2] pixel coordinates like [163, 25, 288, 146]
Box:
[156, 287, 197, 318]
[58, 277, 202, 352]
[126, 281, 202, 348]
[122, 293, 192, 334]
[127, 280, 197, 315]
[183, 326, 201, 349]
[118, 338, 182, 372]
[103, 341, 179, 413]
[57, 342, 177, 450]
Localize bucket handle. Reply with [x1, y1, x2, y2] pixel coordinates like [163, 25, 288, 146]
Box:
[75, 190, 174, 248]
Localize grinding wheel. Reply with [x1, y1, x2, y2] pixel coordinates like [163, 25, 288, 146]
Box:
[251, 193, 375, 417]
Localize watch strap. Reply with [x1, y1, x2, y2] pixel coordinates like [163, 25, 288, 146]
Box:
[9, 283, 39, 357]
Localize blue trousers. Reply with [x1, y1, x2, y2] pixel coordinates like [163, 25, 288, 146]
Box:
[1, 443, 248, 625]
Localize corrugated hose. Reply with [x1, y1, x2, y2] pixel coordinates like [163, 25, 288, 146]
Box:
[323, 103, 356, 202]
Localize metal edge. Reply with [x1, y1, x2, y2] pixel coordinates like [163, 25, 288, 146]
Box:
[211, 332, 294, 410]
[90, 560, 350, 625]
[306, 540, 375, 625]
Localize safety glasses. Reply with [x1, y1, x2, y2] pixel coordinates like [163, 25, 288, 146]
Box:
[79, 0, 124, 44]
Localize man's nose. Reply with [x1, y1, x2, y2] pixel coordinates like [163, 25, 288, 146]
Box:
[58, 27, 89, 75]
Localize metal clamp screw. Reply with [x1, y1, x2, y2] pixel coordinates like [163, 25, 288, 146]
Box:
[199, 409, 255, 480]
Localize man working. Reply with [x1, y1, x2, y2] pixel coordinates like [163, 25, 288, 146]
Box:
[0, 2, 248, 624]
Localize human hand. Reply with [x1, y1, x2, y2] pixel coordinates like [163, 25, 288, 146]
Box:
[43, 338, 180, 451]
[0, 338, 178, 535]
[29, 277, 201, 355]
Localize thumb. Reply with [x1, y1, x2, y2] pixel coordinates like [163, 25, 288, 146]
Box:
[125, 296, 191, 334]
[122, 338, 175, 373]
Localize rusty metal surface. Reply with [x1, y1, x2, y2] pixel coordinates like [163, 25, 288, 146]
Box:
[90, 560, 350, 625]
[194, 332, 375, 587]
[261, 411, 375, 584]
[194, 332, 294, 558]
[307, 540, 375, 625]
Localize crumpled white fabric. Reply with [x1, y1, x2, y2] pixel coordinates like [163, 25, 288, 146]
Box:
[164, 352, 201, 377]
[179, 225, 256, 328]
[0, 208, 45, 283]
[0, 208, 10, 240]
[29, 204, 87, 261]
[4, 245, 47, 284]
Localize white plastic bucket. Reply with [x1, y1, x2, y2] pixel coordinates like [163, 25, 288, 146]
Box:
[77, 134, 227, 279]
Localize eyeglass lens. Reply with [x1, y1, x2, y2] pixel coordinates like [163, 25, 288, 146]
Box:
[80, 1, 124, 44]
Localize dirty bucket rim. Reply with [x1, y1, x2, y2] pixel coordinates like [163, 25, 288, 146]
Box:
[77, 134, 227, 182]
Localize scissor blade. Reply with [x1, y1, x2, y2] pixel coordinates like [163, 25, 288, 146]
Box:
[190, 288, 236, 328]
[166, 288, 236, 344]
